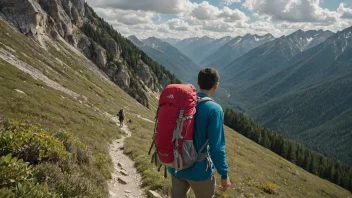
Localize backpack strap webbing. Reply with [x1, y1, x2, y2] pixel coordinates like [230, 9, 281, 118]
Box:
[196, 97, 213, 105]
[196, 97, 214, 171]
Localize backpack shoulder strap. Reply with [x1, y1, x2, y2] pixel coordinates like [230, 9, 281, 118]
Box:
[196, 97, 213, 105]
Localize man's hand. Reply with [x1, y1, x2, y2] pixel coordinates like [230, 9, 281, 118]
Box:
[218, 178, 231, 192]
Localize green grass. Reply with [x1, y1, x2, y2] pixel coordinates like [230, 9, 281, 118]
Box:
[124, 119, 352, 197]
[0, 18, 152, 196]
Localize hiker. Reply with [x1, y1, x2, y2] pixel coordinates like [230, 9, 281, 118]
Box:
[117, 109, 124, 127]
[168, 68, 231, 198]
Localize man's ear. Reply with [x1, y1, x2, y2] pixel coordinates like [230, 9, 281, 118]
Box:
[213, 82, 219, 90]
[197, 81, 200, 87]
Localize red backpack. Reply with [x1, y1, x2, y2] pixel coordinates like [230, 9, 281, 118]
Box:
[148, 84, 213, 177]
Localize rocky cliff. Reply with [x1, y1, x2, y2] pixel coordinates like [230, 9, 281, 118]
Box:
[0, 0, 179, 107]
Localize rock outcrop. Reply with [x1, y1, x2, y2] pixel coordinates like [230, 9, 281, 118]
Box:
[0, 0, 175, 109]
[103, 38, 121, 59]
[77, 37, 107, 68]
[77, 37, 92, 57]
[0, 0, 48, 36]
[106, 63, 130, 88]
[38, 0, 73, 39]
[62, 0, 85, 26]
[137, 61, 154, 89]
[93, 44, 107, 68]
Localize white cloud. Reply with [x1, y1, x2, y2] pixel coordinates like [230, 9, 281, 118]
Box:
[86, 0, 194, 14]
[85, 0, 352, 40]
[221, 0, 242, 6]
[192, 2, 221, 20]
[337, 3, 352, 19]
[220, 7, 249, 22]
[167, 18, 192, 31]
[191, 2, 248, 22]
[94, 8, 156, 25]
[243, 0, 339, 24]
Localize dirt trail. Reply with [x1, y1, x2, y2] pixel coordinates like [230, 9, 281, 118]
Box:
[108, 121, 144, 198]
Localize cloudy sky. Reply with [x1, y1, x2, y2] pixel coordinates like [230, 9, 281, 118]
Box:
[86, 0, 352, 39]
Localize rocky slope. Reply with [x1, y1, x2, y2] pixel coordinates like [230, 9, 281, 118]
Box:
[0, 0, 179, 108]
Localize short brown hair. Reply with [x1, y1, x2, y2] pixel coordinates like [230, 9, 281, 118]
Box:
[198, 68, 219, 90]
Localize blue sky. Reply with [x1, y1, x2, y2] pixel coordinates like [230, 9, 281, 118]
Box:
[86, 0, 352, 39]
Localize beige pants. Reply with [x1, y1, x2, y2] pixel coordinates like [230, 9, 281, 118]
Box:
[171, 176, 216, 198]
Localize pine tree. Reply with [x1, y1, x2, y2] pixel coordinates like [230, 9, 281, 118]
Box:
[309, 155, 318, 175]
[303, 150, 312, 171]
[287, 144, 296, 163]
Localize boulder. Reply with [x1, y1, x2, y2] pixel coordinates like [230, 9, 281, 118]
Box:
[120, 170, 128, 176]
[148, 190, 162, 198]
[117, 177, 127, 185]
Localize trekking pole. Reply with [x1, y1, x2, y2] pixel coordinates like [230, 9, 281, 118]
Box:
[148, 108, 159, 155]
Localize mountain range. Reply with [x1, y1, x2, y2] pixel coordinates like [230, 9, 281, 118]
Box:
[128, 36, 200, 83]
[217, 28, 352, 164]
[201, 33, 275, 69]
[174, 36, 216, 63]
[179, 36, 233, 64]
[128, 30, 350, 165]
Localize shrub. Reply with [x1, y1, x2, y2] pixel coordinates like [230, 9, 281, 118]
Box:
[0, 122, 66, 165]
[56, 170, 102, 198]
[94, 153, 112, 179]
[54, 130, 91, 165]
[261, 182, 279, 195]
[33, 163, 64, 191]
[16, 182, 60, 198]
[0, 188, 16, 198]
[0, 122, 106, 197]
[0, 154, 33, 189]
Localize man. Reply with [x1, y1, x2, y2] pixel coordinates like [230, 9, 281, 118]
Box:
[168, 68, 231, 198]
[117, 109, 124, 127]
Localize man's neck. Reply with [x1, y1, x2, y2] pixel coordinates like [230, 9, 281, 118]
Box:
[199, 89, 213, 97]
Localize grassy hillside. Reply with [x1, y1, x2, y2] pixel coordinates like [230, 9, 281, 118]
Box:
[0, 17, 351, 197]
[0, 17, 154, 196]
[125, 119, 352, 197]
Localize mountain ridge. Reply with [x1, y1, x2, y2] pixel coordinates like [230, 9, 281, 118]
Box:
[218, 26, 352, 165]
[201, 33, 275, 69]
[128, 35, 200, 83]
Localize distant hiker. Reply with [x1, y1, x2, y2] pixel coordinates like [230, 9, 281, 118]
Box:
[117, 109, 124, 127]
[149, 68, 230, 198]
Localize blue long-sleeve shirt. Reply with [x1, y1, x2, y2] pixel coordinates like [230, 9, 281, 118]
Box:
[168, 93, 229, 181]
